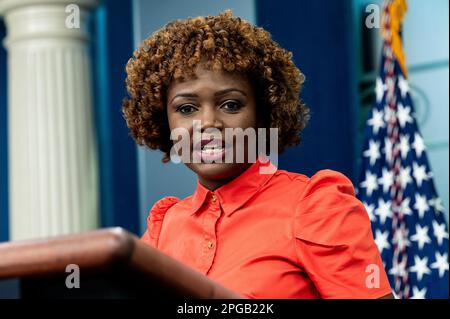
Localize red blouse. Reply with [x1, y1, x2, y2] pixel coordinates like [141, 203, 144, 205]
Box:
[141, 157, 392, 298]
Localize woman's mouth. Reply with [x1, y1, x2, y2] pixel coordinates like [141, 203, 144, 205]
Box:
[193, 138, 230, 162]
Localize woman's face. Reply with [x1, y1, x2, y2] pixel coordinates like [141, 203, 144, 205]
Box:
[166, 65, 258, 189]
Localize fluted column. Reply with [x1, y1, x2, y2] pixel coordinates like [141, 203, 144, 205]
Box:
[0, 0, 99, 240]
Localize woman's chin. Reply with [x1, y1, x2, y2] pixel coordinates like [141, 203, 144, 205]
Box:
[186, 161, 247, 181]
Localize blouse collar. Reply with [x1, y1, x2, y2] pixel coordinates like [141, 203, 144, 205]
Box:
[190, 155, 278, 217]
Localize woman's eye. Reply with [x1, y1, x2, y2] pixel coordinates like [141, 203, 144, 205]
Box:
[177, 104, 197, 115]
[221, 101, 242, 112]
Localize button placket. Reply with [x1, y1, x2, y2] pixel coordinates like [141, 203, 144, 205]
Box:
[199, 193, 222, 274]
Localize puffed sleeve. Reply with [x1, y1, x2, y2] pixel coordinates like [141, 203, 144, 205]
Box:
[294, 170, 392, 299]
[140, 196, 180, 248]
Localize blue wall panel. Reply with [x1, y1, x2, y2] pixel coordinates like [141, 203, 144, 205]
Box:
[257, 0, 360, 182]
[91, 0, 139, 234]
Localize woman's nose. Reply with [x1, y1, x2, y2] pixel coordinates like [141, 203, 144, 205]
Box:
[200, 106, 223, 131]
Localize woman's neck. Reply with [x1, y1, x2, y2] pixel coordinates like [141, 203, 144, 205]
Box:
[198, 162, 253, 191]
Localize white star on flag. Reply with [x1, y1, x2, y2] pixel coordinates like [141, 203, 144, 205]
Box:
[430, 252, 449, 278]
[432, 220, 449, 246]
[360, 171, 379, 196]
[399, 134, 410, 159]
[363, 202, 376, 221]
[375, 77, 386, 102]
[368, 109, 386, 134]
[412, 162, 429, 187]
[409, 255, 431, 281]
[374, 229, 391, 254]
[375, 198, 392, 224]
[363, 140, 381, 165]
[378, 167, 394, 193]
[429, 197, 445, 214]
[400, 197, 413, 216]
[398, 75, 410, 98]
[414, 194, 430, 219]
[397, 103, 413, 128]
[399, 166, 412, 189]
[410, 286, 427, 299]
[411, 133, 426, 158]
[410, 224, 431, 250]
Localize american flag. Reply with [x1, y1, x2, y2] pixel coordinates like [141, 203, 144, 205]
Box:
[357, 0, 449, 299]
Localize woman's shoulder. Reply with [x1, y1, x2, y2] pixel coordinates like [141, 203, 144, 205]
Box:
[148, 195, 186, 223]
[141, 196, 181, 247]
[299, 169, 356, 199]
[289, 170, 391, 298]
[273, 168, 355, 198]
[291, 169, 371, 246]
[151, 196, 181, 213]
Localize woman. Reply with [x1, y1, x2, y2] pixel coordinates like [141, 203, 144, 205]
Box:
[122, 10, 393, 299]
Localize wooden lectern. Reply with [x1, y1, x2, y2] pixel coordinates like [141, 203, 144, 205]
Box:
[0, 228, 244, 299]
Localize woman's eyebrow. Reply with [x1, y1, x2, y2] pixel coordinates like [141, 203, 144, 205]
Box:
[170, 93, 198, 104]
[214, 88, 247, 97]
[170, 88, 247, 104]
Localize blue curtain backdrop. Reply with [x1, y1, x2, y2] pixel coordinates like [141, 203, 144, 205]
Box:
[91, 0, 140, 234]
[0, 19, 8, 242]
[257, 0, 360, 182]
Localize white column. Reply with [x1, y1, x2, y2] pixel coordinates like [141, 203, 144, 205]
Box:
[0, 0, 99, 240]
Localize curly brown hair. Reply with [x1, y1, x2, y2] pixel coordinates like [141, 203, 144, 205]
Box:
[122, 10, 309, 163]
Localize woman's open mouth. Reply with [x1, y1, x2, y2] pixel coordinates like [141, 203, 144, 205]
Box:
[193, 138, 231, 162]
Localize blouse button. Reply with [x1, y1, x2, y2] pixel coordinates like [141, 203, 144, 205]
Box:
[211, 194, 217, 202]
[207, 240, 214, 249]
